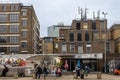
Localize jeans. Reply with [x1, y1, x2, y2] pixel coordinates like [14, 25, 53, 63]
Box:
[43, 72, 47, 79]
[36, 74, 41, 79]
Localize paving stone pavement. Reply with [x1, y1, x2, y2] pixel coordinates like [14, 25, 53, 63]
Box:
[0, 73, 120, 80]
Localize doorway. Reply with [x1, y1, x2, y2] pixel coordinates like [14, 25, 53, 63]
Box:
[70, 60, 75, 71]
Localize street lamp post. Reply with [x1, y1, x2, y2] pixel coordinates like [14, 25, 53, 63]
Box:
[104, 41, 106, 73]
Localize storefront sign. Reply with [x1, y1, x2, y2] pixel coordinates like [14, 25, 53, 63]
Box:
[75, 53, 103, 59]
[82, 60, 90, 63]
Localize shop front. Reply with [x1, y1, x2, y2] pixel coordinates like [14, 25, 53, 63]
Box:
[61, 53, 103, 71]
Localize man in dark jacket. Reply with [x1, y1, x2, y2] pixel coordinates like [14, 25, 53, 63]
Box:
[35, 65, 42, 79]
[43, 66, 48, 79]
[1, 65, 9, 77]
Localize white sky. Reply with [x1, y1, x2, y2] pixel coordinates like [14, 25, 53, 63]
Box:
[20, 0, 120, 37]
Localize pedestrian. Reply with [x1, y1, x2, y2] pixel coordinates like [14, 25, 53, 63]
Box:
[80, 69, 84, 79]
[1, 65, 9, 77]
[75, 65, 80, 78]
[43, 65, 48, 79]
[56, 67, 62, 77]
[35, 65, 42, 79]
[85, 65, 91, 77]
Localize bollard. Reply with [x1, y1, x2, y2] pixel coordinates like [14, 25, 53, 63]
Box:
[73, 73, 78, 79]
[97, 72, 102, 79]
[14, 72, 18, 79]
[33, 73, 36, 79]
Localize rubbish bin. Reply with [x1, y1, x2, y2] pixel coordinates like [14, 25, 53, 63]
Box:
[97, 72, 102, 79]
[14, 72, 18, 79]
[73, 70, 78, 79]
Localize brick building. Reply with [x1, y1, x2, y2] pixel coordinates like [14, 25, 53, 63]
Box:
[0, 2, 40, 54]
[108, 23, 120, 72]
[41, 37, 59, 54]
[57, 9, 115, 71]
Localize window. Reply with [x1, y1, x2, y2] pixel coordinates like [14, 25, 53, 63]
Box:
[0, 47, 7, 53]
[69, 32, 74, 42]
[22, 31, 27, 38]
[22, 11, 27, 16]
[10, 47, 19, 53]
[22, 20, 27, 27]
[62, 43, 67, 53]
[85, 31, 89, 41]
[93, 31, 99, 40]
[70, 43, 74, 53]
[21, 42, 27, 48]
[86, 43, 91, 53]
[10, 14, 19, 22]
[2, 5, 6, 11]
[77, 32, 82, 41]
[92, 21, 96, 30]
[76, 22, 81, 30]
[0, 25, 7, 33]
[15, 5, 19, 10]
[10, 4, 19, 11]
[0, 36, 7, 43]
[10, 4, 14, 11]
[10, 36, 19, 44]
[10, 25, 19, 33]
[106, 41, 110, 53]
[78, 43, 83, 53]
[100, 21, 105, 29]
[102, 31, 107, 40]
[0, 14, 8, 22]
[83, 23, 88, 29]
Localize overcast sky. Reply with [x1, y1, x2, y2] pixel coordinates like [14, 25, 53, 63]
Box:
[21, 0, 120, 37]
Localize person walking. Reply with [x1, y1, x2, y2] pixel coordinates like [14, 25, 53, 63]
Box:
[1, 65, 9, 77]
[75, 65, 80, 78]
[35, 65, 42, 80]
[80, 69, 84, 79]
[56, 67, 62, 77]
[43, 66, 48, 79]
[85, 65, 91, 77]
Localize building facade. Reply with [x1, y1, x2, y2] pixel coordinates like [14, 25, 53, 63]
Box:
[42, 37, 59, 54]
[110, 23, 120, 53]
[0, 2, 40, 54]
[108, 23, 120, 72]
[58, 17, 115, 71]
[48, 24, 70, 37]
